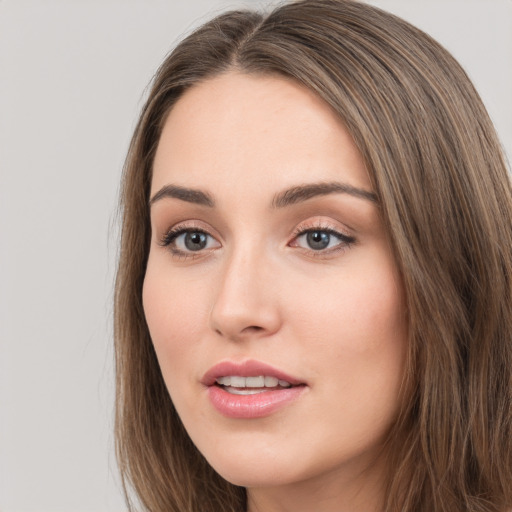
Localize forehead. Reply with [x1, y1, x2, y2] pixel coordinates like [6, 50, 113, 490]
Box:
[151, 72, 371, 196]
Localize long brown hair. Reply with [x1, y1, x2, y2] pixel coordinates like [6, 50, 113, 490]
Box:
[114, 1, 512, 510]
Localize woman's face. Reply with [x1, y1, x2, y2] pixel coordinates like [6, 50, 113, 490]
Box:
[143, 72, 407, 496]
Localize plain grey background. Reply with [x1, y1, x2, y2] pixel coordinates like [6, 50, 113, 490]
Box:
[1, 1, 511, 511]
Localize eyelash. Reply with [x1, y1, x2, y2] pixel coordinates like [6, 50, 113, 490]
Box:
[290, 223, 356, 257]
[159, 223, 356, 259]
[159, 225, 215, 259]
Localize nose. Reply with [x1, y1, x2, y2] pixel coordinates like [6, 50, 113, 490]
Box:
[209, 247, 282, 342]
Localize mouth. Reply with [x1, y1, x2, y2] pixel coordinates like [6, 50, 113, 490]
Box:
[214, 375, 295, 395]
[202, 359, 305, 388]
[202, 360, 307, 419]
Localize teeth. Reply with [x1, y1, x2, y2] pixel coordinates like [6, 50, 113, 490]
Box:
[215, 375, 292, 388]
[224, 387, 266, 395]
[264, 376, 278, 387]
[230, 376, 246, 387]
[246, 376, 265, 387]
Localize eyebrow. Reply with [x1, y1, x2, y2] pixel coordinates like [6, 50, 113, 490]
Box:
[150, 184, 214, 207]
[271, 182, 378, 207]
[149, 181, 378, 208]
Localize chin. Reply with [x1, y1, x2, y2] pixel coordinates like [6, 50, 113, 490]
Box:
[192, 422, 391, 493]
[211, 461, 295, 489]
[198, 441, 303, 488]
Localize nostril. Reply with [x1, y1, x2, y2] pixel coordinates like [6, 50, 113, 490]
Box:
[242, 325, 264, 333]
[214, 324, 266, 340]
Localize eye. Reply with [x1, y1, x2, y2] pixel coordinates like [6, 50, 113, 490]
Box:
[290, 227, 355, 254]
[160, 227, 220, 257]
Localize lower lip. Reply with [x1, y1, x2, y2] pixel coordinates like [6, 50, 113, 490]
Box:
[207, 385, 306, 419]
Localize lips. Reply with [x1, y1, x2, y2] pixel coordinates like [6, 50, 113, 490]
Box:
[202, 360, 307, 419]
[201, 359, 304, 387]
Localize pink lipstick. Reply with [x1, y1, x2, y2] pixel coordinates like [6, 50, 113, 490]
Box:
[202, 360, 307, 419]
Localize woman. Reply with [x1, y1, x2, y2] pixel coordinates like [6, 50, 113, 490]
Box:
[114, 1, 512, 511]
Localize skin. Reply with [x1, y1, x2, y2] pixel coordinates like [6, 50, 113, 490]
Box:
[143, 72, 407, 512]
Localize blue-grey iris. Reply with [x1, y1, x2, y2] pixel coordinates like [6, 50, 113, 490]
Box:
[185, 232, 208, 251]
[307, 231, 330, 250]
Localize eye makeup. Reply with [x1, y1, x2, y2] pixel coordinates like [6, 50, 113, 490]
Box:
[156, 215, 357, 262]
[289, 219, 356, 259]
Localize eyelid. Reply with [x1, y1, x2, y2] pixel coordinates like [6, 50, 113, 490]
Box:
[158, 218, 217, 239]
[288, 218, 356, 256]
[156, 217, 355, 260]
[158, 220, 221, 258]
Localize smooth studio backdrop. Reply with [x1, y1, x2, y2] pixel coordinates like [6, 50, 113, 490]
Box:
[1, 1, 511, 511]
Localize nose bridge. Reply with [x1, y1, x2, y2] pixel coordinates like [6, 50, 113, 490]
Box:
[209, 237, 280, 340]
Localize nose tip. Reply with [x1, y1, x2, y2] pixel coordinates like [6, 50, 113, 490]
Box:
[209, 256, 281, 342]
[210, 297, 281, 342]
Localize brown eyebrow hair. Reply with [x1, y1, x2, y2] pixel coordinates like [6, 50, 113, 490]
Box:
[272, 182, 378, 207]
[150, 184, 214, 207]
[149, 181, 378, 208]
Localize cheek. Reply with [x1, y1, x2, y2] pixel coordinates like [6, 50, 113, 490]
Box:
[142, 261, 208, 382]
[286, 253, 406, 408]
[289, 264, 404, 349]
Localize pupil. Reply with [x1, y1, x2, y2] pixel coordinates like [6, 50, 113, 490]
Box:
[185, 232, 207, 251]
[307, 231, 330, 250]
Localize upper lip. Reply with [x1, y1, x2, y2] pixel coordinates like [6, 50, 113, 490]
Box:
[201, 359, 304, 387]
